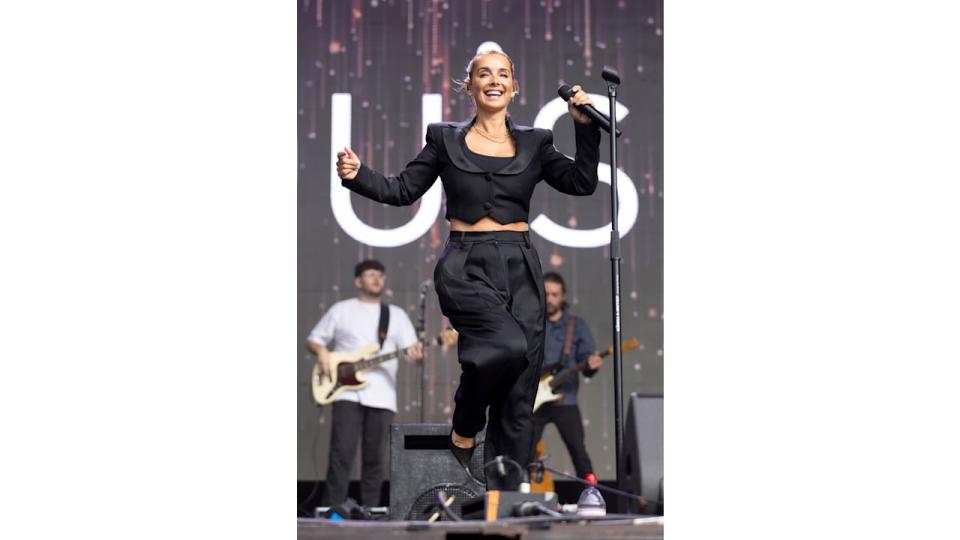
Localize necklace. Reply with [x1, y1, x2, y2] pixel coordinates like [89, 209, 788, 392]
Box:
[472, 124, 511, 144]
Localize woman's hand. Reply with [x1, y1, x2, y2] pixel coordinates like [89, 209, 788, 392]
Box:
[336, 146, 362, 180]
[566, 84, 595, 125]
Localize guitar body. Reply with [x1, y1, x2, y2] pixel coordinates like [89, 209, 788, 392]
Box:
[309, 329, 459, 407]
[532, 374, 564, 414]
[532, 338, 639, 414]
[311, 343, 381, 405]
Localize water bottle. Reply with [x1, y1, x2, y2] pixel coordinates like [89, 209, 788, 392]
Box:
[576, 472, 606, 517]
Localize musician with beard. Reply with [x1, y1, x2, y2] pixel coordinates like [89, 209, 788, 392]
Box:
[534, 272, 603, 484]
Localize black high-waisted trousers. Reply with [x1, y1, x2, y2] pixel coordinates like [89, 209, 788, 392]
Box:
[433, 230, 545, 489]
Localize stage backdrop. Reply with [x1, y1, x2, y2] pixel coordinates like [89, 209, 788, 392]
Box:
[298, 0, 662, 483]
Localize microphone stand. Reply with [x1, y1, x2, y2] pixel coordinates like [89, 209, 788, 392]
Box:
[417, 281, 429, 423]
[601, 66, 626, 512]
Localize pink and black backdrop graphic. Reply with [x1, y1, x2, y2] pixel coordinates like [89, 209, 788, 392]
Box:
[299, 0, 662, 481]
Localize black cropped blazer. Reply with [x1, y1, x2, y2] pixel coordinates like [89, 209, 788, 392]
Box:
[342, 116, 601, 224]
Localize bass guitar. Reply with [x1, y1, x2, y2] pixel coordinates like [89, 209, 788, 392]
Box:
[311, 329, 458, 405]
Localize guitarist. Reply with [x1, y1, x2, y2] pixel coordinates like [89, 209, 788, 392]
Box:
[306, 259, 424, 508]
[534, 272, 602, 484]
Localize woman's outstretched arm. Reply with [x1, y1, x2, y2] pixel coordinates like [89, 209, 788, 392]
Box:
[338, 125, 442, 206]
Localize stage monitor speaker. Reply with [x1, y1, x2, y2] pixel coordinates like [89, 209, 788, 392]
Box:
[621, 392, 663, 514]
[388, 423, 486, 520]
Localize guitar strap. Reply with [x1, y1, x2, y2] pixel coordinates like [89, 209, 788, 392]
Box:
[562, 313, 577, 365]
[377, 302, 390, 348]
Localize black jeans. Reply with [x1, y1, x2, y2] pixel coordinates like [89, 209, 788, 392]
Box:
[434, 230, 545, 490]
[322, 400, 394, 506]
[533, 403, 595, 479]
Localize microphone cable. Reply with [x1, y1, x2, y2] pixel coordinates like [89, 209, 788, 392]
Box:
[539, 464, 650, 507]
[484, 455, 529, 486]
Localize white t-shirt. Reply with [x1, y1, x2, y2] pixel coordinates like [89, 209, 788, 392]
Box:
[307, 298, 418, 413]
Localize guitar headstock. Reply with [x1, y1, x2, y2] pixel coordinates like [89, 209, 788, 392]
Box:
[438, 329, 459, 346]
[606, 337, 640, 355]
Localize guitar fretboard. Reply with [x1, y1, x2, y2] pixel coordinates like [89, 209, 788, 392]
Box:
[355, 349, 403, 371]
[548, 349, 613, 389]
[353, 333, 448, 371]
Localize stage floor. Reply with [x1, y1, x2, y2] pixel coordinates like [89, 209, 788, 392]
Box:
[297, 516, 664, 539]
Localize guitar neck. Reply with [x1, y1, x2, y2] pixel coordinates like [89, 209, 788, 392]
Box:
[355, 349, 403, 371]
[354, 334, 446, 371]
[547, 341, 632, 389]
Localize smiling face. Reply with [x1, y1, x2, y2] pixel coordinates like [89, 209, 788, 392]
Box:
[466, 52, 516, 113]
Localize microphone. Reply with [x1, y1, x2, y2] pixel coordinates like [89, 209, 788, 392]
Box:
[557, 84, 622, 137]
[495, 456, 508, 478]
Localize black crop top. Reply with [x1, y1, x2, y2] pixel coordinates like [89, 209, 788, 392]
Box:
[463, 145, 514, 173]
[342, 115, 601, 224]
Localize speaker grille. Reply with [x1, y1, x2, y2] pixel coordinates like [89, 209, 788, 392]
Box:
[467, 435, 486, 482]
[406, 482, 483, 521]
[389, 424, 487, 520]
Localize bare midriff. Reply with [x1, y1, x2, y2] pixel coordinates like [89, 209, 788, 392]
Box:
[449, 216, 529, 232]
